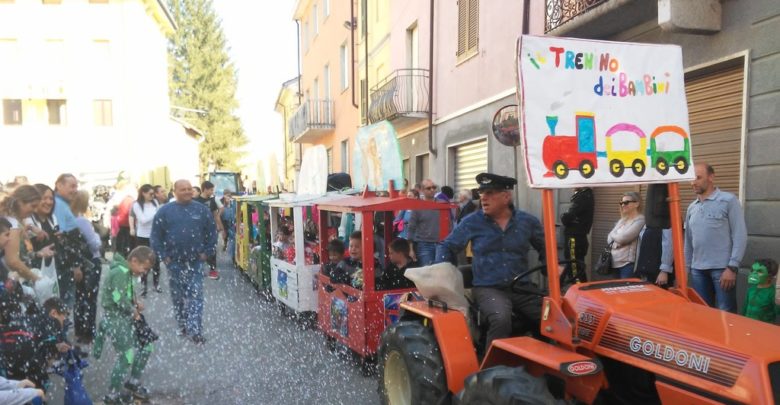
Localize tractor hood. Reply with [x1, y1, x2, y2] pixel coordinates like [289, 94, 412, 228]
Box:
[563, 280, 780, 404]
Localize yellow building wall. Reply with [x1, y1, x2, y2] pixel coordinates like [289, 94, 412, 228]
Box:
[295, 0, 360, 175]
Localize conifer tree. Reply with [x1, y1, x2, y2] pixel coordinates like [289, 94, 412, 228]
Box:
[167, 0, 247, 173]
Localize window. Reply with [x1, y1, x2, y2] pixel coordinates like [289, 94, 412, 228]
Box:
[47, 99, 66, 125]
[339, 42, 349, 91]
[313, 5, 318, 36]
[93, 99, 112, 126]
[303, 22, 309, 53]
[3, 99, 22, 125]
[327, 147, 333, 174]
[360, 79, 368, 124]
[42, 0, 62, 4]
[323, 64, 331, 100]
[341, 140, 349, 172]
[323, 0, 329, 17]
[89, 0, 108, 3]
[457, 0, 479, 62]
[415, 154, 429, 184]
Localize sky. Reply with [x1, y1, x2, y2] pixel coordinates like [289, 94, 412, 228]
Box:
[212, 0, 299, 183]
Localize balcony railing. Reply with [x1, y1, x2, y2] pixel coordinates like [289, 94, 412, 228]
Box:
[368, 68, 430, 124]
[288, 99, 334, 143]
[546, 0, 608, 33]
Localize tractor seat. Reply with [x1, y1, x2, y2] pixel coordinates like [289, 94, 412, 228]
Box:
[459, 265, 474, 289]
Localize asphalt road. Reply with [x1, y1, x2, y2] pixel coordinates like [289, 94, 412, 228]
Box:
[48, 249, 380, 404]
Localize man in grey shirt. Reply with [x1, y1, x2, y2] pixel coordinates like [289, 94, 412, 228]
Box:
[408, 179, 442, 265]
[684, 163, 747, 313]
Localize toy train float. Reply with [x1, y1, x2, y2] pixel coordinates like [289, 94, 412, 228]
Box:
[232, 182, 451, 372]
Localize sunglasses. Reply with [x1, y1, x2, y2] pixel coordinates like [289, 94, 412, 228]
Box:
[619, 200, 636, 206]
[425, 186, 438, 190]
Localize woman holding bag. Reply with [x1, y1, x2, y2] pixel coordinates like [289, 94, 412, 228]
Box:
[26, 184, 59, 276]
[131, 184, 160, 296]
[607, 191, 645, 279]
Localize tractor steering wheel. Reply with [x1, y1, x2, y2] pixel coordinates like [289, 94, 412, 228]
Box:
[509, 259, 585, 296]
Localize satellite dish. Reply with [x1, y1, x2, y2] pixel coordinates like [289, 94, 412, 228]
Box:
[492, 104, 521, 147]
[297, 145, 328, 195]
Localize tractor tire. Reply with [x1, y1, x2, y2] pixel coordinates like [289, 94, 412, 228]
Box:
[655, 158, 669, 175]
[378, 321, 448, 405]
[674, 157, 689, 174]
[609, 159, 625, 177]
[456, 366, 558, 405]
[552, 161, 569, 179]
[579, 160, 595, 179]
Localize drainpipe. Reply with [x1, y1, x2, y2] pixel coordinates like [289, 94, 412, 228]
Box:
[295, 19, 302, 105]
[364, 0, 369, 122]
[523, 0, 530, 35]
[294, 20, 303, 171]
[350, 1, 358, 108]
[427, 0, 436, 156]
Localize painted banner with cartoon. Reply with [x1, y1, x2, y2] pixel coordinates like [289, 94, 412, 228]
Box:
[352, 120, 404, 191]
[518, 35, 695, 188]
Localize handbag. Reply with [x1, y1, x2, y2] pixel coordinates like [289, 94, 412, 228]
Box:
[595, 242, 614, 276]
[134, 314, 159, 347]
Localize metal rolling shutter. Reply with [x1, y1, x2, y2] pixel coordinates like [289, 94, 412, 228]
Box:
[454, 139, 488, 192]
[589, 64, 744, 275]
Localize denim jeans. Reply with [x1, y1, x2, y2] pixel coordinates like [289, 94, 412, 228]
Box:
[613, 262, 635, 279]
[414, 241, 437, 266]
[168, 260, 205, 336]
[691, 268, 737, 313]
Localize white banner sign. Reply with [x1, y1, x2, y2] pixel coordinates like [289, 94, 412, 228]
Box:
[518, 35, 695, 188]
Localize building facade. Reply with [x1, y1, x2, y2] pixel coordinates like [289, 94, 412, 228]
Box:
[431, 0, 545, 211]
[275, 76, 301, 191]
[291, 0, 360, 176]
[0, 0, 198, 185]
[547, 0, 780, 269]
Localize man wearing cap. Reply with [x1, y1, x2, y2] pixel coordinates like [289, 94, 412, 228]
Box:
[436, 173, 545, 348]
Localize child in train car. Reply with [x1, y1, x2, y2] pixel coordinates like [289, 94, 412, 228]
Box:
[332, 231, 382, 289]
[323, 239, 346, 282]
[376, 238, 419, 290]
[743, 258, 779, 323]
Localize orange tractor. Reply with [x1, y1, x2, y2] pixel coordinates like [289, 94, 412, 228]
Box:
[378, 183, 780, 404]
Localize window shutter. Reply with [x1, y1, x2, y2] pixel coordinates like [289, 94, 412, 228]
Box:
[467, 0, 479, 52]
[457, 0, 468, 56]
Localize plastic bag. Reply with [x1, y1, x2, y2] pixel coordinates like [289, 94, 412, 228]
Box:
[31, 268, 59, 304]
[404, 263, 470, 315]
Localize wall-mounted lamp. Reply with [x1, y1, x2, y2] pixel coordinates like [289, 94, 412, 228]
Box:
[343, 18, 357, 30]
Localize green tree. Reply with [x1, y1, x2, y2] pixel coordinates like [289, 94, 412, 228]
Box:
[167, 0, 247, 173]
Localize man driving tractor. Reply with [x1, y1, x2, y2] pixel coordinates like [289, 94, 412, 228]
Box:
[435, 172, 546, 348]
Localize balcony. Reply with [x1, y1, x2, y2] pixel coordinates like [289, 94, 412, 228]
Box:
[288, 99, 334, 144]
[545, 0, 657, 38]
[368, 68, 429, 127]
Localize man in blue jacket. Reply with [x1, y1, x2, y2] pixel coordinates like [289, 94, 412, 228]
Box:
[151, 180, 216, 344]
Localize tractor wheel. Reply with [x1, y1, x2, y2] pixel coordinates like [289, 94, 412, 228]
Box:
[609, 159, 625, 177]
[674, 157, 689, 174]
[631, 159, 646, 176]
[579, 160, 595, 179]
[656, 158, 669, 175]
[455, 366, 558, 405]
[378, 321, 448, 405]
[552, 161, 569, 179]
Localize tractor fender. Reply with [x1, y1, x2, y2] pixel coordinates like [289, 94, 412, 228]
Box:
[481, 336, 606, 404]
[400, 301, 480, 394]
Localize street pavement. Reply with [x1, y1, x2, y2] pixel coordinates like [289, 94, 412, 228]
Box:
[48, 249, 380, 404]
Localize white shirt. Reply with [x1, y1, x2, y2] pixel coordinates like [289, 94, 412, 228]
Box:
[131, 201, 158, 238]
